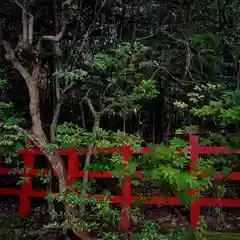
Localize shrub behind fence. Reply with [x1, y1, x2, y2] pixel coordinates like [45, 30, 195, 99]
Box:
[0, 135, 240, 229]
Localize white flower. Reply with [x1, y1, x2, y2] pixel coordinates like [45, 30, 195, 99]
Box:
[173, 101, 188, 109]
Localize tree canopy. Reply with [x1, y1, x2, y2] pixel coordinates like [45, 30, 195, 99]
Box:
[0, 0, 240, 239]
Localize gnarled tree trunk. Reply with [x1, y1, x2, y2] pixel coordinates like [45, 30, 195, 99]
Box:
[2, 30, 90, 240]
[1, 1, 92, 238]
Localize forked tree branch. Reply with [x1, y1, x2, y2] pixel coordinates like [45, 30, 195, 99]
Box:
[42, 22, 66, 42]
[14, 0, 28, 12]
[0, 121, 39, 148]
[14, 0, 34, 43]
[41, 0, 75, 42]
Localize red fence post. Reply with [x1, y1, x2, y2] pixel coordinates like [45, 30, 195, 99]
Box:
[0, 138, 239, 230]
[67, 148, 79, 186]
[19, 150, 35, 216]
[189, 135, 200, 227]
[121, 146, 132, 229]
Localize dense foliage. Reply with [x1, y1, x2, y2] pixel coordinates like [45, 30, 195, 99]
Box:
[0, 0, 240, 239]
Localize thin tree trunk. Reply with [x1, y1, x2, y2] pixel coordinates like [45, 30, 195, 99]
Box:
[80, 115, 100, 216]
[19, 67, 89, 240]
[27, 81, 47, 143]
[27, 80, 67, 194]
[50, 101, 62, 142]
[80, 102, 86, 129]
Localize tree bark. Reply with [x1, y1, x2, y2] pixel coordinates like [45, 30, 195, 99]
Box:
[27, 80, 47, 143]
[1, 0, 91, 236]
[2, 43, 90, 240]
[25, 80, 90, 240]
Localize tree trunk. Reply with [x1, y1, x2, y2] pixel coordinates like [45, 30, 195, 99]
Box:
[26, 76, 89, 240]
[27, 80, 47, 143]
[2, 35, 90, 239]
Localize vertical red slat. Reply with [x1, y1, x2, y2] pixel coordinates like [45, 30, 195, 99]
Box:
[189, 135, 200, 226]
[67, 148, 79, 186]
[19, 150, 34, 216]
[121, 146, 132, 229]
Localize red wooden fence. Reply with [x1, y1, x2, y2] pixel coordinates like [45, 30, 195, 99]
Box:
[0, 135, 240, 229]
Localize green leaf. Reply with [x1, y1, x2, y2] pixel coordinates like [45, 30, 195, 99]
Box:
[178, 190, 192, 208]
[222, 167, 230, 177]
[132, 180, 140, 186]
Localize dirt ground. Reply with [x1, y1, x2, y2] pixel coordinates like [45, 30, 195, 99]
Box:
[1, 195, 240, 240]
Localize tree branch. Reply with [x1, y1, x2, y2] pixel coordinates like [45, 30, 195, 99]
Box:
[71, 0, 108, 69]
[14, 126, 38, 145]
[28, 13, 34, 44]
[14, 0, 29, 13]
[99, 101, 128, 116]
[2, 40, 31, 81]
[62, 82, 75, 94]
[62, 0, 76, 8]
[80, 114, 100, 217]
[41, 0, 75, 42]
[22, 1, 28, 42]
[44, 1, 76, 142]
[42, 22, 66, 42]
[50, 101, 62, 142]
[0, 121, 39, 148]
[80, 102, 86, 129]
[38, 1, 72, 132]
[85, 98, 97, 115]
[14, 0, 34, 44]
[50, 82, 75, 142]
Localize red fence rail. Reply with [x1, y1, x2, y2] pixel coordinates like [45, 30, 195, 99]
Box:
[0, 135, 240, 229]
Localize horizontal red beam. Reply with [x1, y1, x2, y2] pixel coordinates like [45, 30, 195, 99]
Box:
[197, 198, 240, 207]
[17, 147, 127, 155]
[17, 148, 42, 155]
[199, 146, 240, 155]
[1, 168, 240, 181]
[16, 147, 185, 156]
[3, 186, 239, 209]
[131, 196, 183, 205]
[132, 196, 240, 208]
[17, 146, 240, 156]
[214, 172, 240, 180]
[0, 168, 143, 179]
[0, 188, 124, 204]
[0, 188, 21, 195]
